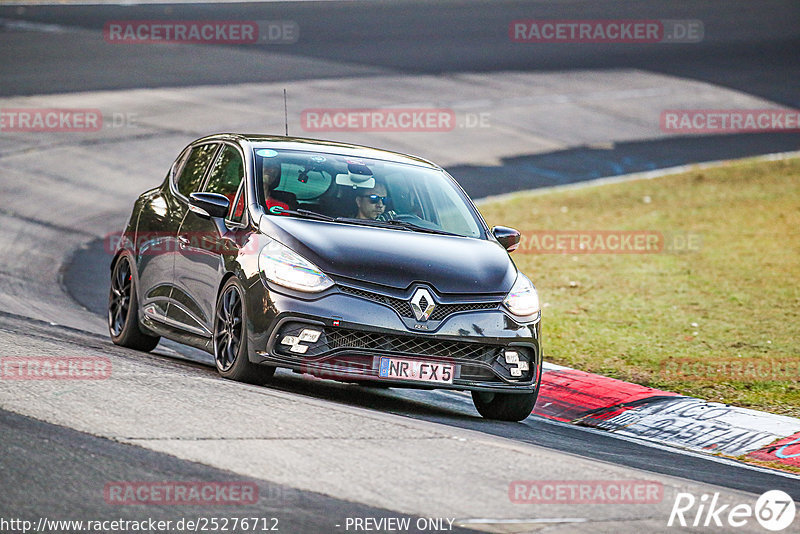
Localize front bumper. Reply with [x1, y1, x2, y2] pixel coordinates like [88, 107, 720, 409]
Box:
[245, 281, 541, 393]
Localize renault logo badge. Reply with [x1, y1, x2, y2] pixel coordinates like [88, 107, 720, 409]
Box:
[410, 288, 436, 322]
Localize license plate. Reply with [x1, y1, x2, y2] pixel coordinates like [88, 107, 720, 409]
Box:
[378, 357, 453, 384]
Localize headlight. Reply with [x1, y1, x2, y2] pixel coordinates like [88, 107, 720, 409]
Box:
[503, 273, 540, 318]
[258, 240, 333, 292]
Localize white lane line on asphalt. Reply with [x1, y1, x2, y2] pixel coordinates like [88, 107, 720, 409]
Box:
[6, 0, 350, 4]
[533, 415, 800, 482]
[543, 361, 571, 371]
[0, 18, 69, 33]
[458, 517, 588, 524]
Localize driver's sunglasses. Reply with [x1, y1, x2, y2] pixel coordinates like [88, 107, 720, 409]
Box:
[360, 194, 389, 204]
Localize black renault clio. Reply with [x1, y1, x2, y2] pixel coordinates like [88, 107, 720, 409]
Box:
[109, 134, 542, 421]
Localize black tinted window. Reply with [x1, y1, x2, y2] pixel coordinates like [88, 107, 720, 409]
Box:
[176, 144, 218, 197]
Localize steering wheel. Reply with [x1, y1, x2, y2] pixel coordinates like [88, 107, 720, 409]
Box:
[394, 213, 444, 231]
[395, 213, 422, 222]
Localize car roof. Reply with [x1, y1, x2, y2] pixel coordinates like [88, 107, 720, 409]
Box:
[193, 133, 441, 170]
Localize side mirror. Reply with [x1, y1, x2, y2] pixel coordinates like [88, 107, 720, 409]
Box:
[492, 226, 521, 253]
[189, 192, 230, 220]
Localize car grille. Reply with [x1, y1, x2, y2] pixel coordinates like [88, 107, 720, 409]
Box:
[324, 328, 504, 362]
[338, 285, 501, 322]
[273, 323, 537, 383]
[338, 286, 414, 317]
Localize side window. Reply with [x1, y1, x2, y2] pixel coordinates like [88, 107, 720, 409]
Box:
[204, 145, 245, 222]
[176, 144, 218, 197]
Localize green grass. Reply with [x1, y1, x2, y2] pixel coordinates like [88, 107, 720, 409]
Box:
[479, 157, 800, 417]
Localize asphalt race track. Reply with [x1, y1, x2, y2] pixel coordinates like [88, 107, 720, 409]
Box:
[1, 1, 799, 532]
[1, 0, 799, 106]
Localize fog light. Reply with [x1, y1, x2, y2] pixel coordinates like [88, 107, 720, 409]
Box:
[299, 329, 321, 342]
[504, 350, 519, 364]
[504, 349, 529, 378]
[281, 329, 321, 355]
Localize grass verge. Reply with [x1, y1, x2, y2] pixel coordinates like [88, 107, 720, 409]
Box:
[479, 157, 800, 417]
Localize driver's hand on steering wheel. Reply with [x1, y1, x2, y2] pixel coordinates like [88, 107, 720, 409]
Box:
[376, 210, 397, 222]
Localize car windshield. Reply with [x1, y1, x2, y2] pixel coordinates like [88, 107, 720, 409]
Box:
[254, 148, 483, 238]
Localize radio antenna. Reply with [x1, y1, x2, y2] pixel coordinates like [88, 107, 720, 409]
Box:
[283, 89, 289, 136]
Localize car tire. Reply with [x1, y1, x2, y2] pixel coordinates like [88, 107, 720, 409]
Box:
[108, 256, 161, 352]
[471, 391, 537, 422]
[214, 277, 276, 384]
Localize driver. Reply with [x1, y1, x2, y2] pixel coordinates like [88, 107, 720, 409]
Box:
[263, 159, 291, 215]
[354, 183, 390, 219]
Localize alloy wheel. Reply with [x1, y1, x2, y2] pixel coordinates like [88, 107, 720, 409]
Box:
[109, 258, 132, 337]
[215, 285, 243, 372]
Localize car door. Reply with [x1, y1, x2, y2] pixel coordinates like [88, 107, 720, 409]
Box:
[170, 142, 249, 336]
[136, 143, 219, 320]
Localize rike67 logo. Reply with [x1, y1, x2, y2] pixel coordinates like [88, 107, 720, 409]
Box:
[668, 490, 796, 531]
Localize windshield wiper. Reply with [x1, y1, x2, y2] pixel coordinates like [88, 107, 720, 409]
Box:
[380, 219, 457, 236]
[278, 209, 336, 221]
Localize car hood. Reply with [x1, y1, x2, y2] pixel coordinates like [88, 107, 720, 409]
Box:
[259, 216, 516, 294]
